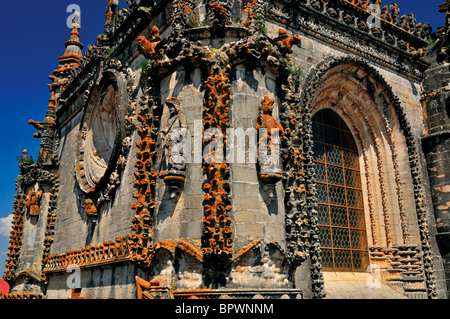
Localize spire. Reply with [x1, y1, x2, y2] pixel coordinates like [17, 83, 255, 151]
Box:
[49, 14, 84, 93]
[58, 15, 83, 69]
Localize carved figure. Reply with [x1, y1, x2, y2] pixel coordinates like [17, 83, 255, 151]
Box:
[399, 15, 410, 32]
[159, 97, 188, 188]
[256, 97, 285, 184]
[84, 199, 98, 217]
[26, 190, 43, 217]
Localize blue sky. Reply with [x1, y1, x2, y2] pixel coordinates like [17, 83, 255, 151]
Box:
[0, 1, 445, 278]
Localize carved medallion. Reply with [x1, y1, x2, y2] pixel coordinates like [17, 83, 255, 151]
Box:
[75, 72, 127, 198]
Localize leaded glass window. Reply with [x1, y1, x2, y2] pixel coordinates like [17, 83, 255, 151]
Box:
[312, 109, 369, 272]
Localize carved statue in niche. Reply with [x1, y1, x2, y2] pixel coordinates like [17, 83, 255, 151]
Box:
[256, 97, 285, 185]
[159, 97, 188, 199]
[25, 189, 43, 217]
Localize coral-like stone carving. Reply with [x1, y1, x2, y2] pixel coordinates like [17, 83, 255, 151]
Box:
[44, 235, 133, 272]
[201, 55, 233, 278]
[243, 0, 258, 30]
[137, 27, 161, 59]
[172, 0, 197, 32]
[25, 190, 43, 217]
[3, 195, 26, 281]
[130, 86, 161, 267]
[209, 1, 230, 33]
[3, 293, 44, 299]
[274, 29, 301, 55]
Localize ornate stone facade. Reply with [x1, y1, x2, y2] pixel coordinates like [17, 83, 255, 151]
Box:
[3, 0, 450, 299]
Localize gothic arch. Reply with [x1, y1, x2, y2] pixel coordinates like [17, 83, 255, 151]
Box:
[300, 55, 437, 298]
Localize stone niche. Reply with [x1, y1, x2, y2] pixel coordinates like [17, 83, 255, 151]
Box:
[154, 67, 205, 243]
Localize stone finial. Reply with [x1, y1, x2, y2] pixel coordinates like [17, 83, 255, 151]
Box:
[51, 11, 84, 90]
[61, 16, 84, 63]
[440, 0, 450, 13]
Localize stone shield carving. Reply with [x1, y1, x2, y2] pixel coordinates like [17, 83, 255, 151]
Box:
[75, 71, 127, 197]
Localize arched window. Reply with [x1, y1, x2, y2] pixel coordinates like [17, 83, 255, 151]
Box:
[312, 109, 369, 272]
